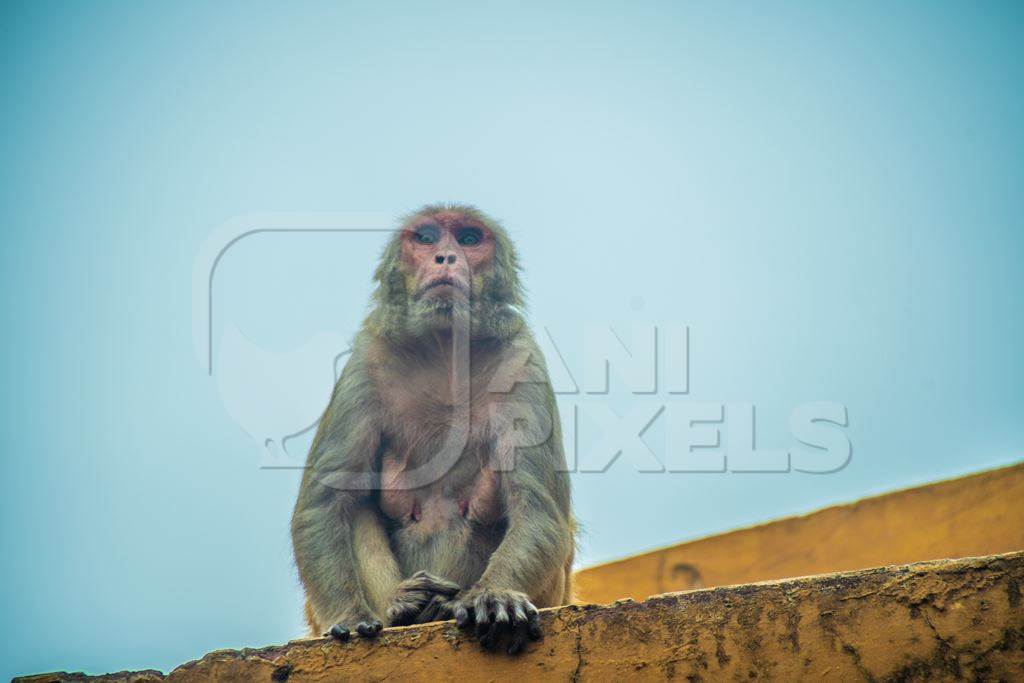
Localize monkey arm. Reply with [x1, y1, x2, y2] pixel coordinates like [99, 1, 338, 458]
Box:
[478, 454, 573, 596]
[449, 440, 572, 652]
[291, 486, 385, 637]
[479, 350, 574, 597]
[449, 377, 574, 653]
[481, 466, 577, 593]
[290, 357, 401, 638]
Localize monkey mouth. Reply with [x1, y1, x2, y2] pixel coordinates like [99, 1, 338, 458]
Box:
[417, 277, 468, 298]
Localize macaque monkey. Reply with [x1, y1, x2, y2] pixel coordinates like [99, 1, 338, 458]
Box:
[291, 204, 575, 654]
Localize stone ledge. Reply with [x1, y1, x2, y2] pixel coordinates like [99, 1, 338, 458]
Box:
[20, 551, 1024, 682]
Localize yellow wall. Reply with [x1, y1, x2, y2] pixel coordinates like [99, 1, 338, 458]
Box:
[574, 461, 1024, 604]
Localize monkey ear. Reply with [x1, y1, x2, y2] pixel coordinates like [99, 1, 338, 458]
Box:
[384, 265, 407, 300]
[372, 241, 411, 307]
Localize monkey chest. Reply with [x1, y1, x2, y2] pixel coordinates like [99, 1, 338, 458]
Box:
[373, 362, 506, 531]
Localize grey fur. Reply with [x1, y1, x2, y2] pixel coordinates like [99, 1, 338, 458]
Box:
[291, 205, 575, 652]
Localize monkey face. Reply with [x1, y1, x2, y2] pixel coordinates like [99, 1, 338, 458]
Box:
[400, 211, 496, 305]
[371, 204, 523, 341]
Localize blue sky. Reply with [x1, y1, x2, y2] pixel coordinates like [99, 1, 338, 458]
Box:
[1, 1, 1022, 678]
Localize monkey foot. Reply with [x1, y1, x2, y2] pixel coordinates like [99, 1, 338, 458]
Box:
[356, 619, 383, 637]
[326, 624, 350, 641]
[324, 618, 383, 641]
[387, 570, 461, 627]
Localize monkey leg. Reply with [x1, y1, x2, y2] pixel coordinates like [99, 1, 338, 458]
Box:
[296, 501, 403, 641]
[351, 504, 404, 619]
[323, 504, 405, 639]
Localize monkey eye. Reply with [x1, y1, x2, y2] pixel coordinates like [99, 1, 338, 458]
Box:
[412, 225, 439, 245]
[457, 227, 483, 246]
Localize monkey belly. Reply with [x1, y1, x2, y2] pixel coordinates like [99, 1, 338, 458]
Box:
[378, 453, 506, 587]
[384, 494, 508, 588]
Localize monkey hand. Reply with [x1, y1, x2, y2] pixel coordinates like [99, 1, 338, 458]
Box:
[323, 612, 384, 641]
[386, 570, 461, 627]
[450, 586, 542, 655]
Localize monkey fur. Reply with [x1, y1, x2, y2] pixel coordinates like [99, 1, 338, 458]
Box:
[291, 204, 575, 654]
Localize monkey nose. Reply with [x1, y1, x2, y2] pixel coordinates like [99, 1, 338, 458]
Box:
[435, 253, 457, 265]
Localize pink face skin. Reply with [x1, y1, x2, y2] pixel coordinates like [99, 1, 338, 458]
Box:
[400, 211, 496, 301]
